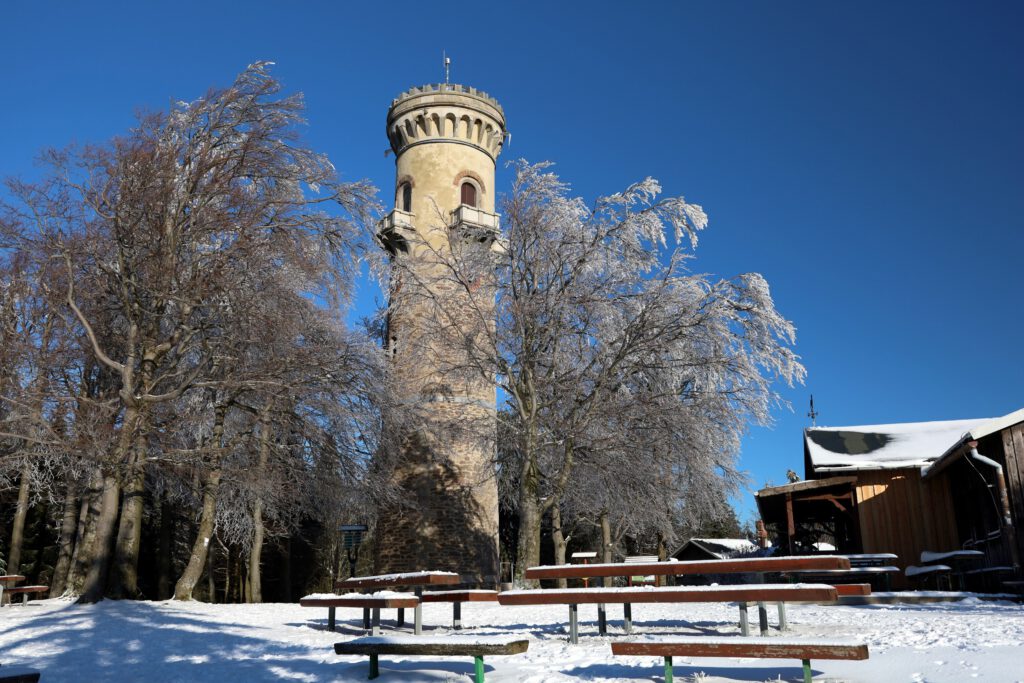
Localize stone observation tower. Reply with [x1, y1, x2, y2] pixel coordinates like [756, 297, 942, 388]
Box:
[373, 83, 507, 585]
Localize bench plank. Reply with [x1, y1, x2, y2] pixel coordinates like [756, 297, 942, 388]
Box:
[419, 590, 498, 603]
[335, 635, 529, 656]
[300, 595, 418, 609]
[612, 637, 869, 660]
[499, 584, 838, 605]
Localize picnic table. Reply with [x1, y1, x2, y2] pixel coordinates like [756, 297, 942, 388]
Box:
[333, 571, 460, 635]
[499, 584, 838, 644]
[524, 555, 852, 637]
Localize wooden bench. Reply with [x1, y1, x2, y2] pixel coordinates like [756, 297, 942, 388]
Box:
[625, 555, 660, 586]
[0, 667, 41, 683]
[334, 571, 460, 635]
[611, 637, 869, 683]
[905, 564, 952, 590]
[300, 593, 419, 634]
[782, 566, 900, 591]
[1, 586, 48, 606]
[499, 584, 838, 643]
[334, 635, 528, 682]
[419, 590, 498, 629]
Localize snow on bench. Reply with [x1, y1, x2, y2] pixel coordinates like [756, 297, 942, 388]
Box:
[906, 564, 952, 578]
[333, 571, 462, 634]
[499, 584, 838, 643]
[525, 555, 850, 580]
[334, 635, 529, 682]
[611, 636, 869, 683]
[920, 549, 983, 563]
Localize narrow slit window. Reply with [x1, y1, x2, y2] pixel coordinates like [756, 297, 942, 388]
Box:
[400, 183, 412, 212]
[461, 182, 477, 207]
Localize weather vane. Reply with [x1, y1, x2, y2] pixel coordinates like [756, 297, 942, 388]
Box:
[807, 394, 819, 427]
[443, 51, 451, 86]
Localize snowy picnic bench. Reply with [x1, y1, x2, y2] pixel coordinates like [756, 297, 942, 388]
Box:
[333, 571, 461, 634]
[524, 555, 851, 638]
[610, 637, 869, 683]
[334, 635, 528, 682]
[300, 593, 419, 634]
[498, 584, 838, 644]
[1, 586, 48, 606]
[782, 565, 900, 591]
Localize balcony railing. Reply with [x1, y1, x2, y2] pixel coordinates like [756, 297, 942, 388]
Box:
[376, 209, 415, 254]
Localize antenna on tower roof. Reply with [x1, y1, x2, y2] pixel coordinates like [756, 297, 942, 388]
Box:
[443, 50, 451, 87]
[807, 394, 819, 428]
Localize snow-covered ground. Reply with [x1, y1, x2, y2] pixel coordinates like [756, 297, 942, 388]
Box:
[1, 595, 1021, 682]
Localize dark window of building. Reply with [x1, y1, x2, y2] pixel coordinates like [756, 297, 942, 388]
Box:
[400, 183, 412, 212]
[460, 181, 477, 207]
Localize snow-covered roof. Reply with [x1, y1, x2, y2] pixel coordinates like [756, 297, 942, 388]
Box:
[805, 417, 992, 472]
[676, 538, 758, 559]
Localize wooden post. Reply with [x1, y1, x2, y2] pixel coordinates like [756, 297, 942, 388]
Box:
[786, 493, 796, 555]
[758, 602, 769, 635]
[738, 602, 750, 636]
[396, 607, 404, 628]
[777, 601, 788, 630]
[623, 603, 632, 634]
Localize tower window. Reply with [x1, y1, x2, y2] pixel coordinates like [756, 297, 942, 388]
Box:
[460, 181, 477, 208]
[400, 183, 412, 212]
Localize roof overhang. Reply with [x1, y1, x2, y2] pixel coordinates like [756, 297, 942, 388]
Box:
[922, 407, 1024, 479]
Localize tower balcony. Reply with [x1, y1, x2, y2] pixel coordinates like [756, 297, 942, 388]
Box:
[451, 205, 506, 255]
[377, 209, 416, 255]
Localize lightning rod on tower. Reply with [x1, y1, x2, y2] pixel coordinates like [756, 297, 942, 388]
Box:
[443, 51, 451, 86]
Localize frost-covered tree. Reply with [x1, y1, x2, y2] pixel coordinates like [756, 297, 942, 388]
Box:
[404, 161, 804, 583]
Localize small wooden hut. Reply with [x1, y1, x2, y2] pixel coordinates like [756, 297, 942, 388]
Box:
[755, 409, 1024, 589]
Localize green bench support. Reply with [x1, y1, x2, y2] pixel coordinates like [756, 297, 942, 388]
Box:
[336, 636, 529, 682]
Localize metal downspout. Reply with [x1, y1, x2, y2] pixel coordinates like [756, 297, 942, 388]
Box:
[969, 441, 1021, 570]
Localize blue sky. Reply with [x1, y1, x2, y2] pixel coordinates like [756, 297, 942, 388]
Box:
[3, 1, 1022, 521]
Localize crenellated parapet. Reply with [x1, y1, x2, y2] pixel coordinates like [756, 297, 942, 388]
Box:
[387, 83, 507, 161]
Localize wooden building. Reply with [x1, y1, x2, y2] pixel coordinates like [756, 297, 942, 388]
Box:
[755, 409, 1024, 589]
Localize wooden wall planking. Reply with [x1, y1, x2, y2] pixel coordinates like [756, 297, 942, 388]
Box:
[1001, 424, 1024, 561]
[854, 468, 958, 587]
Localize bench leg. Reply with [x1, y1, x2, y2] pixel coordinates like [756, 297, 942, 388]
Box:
[371, 608, 381, 636]
[397, 607, 404, 628]
[757, 601, 769, 636]
[368, 653, 380, 680]
[738, 602, 750, 636]
[474, 655, 485, 683]
[414, 586, 423, 635]
[802, 658, 812, 683]
[597, 603, 607, 636]
[777, 601, 788, 630]
[623, 603, 632, 634]
[569, 603, 579, 645]
[328, 606, 336, 632]
[453, 601, 462, 630]
[664, 655, 673, 683]
[363, 607, 370, 630]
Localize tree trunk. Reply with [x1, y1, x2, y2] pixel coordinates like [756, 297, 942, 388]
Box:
[281, 537, 292, 602]
[249, 413, 271, 603]
[66, 469, 103, 595]
[111, 411, 148, 599]
[551, 504, 568, 588]
[7, 459, 32, 575]
[50, 482, 81, 595]
[599, 510, 613, 564]
[514, 454, 542, 586]
[77, 474, 121, 604]
[172, 466, 222, 600]
[157, 497, 174, 600]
